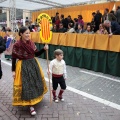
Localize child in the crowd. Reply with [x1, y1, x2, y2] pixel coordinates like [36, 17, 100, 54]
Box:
[48, 49, 67, 102]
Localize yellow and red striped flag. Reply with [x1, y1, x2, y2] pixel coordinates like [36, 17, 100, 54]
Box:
[37, 13, 52, 43]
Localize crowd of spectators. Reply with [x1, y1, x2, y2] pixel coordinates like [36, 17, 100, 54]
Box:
[51, 6, 120, 36]
[0, 6, 120, 37]
[0, 19, 40, 33]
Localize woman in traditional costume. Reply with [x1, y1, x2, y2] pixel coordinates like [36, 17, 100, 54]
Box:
[12, 26, 48, 115]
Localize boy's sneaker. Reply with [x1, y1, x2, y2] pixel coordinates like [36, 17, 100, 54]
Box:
[58, 96, 64, 102]
[53, 97, 59, 103]
[30, 107, 36, 115]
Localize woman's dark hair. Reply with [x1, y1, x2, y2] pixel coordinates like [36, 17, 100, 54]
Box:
[87, 22, 91, 26]
[92, 12, 96, 16]
[110, 10, 114, 14]
[78, 15, 83, 19]
[32, 25, 35, 29]
[61, 14, 64, 19]
[56, 12, 59, 16]
[18, 26, 29, 36]
[86, 24, 92, 31]
[74, 18, 78, 22]
[105, 8, 109, 12]
[2, 26, 6, 32]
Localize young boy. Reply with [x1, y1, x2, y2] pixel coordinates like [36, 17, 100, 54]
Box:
[48, 49, 67, 103]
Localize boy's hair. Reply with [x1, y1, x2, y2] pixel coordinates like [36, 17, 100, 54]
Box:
[54, 49, 63, 56]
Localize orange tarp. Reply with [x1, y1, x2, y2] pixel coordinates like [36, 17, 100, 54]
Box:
[32, 2, 114, 23]
[1, 32, 120, 52]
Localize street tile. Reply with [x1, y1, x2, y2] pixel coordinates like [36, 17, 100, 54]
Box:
[0, 57, 120, 120]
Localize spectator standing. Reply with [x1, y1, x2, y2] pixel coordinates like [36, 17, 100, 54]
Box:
[16, 21, 22, 32]
[102, 8, 117, 23]
[115, 6, 120, 25]
[64, 15, 74, 29]
[4, 31, 14, 60]
[55, 16, 60, 30]
[73, 18, 78, 31]
[52, 12, 59, 24]
[1, 26, 6, 32]
[91, 12, 96, 31]
[78, 15, 84, 28]
[110, 10, 115, 16]
[94, 10, 102, 32]
[60, 14, 66, 28]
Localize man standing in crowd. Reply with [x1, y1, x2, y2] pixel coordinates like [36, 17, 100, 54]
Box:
[60, 14, 66, 28]
[94, 10, 102, 32]
[52, 12, 59, 24]
[115, 6, 120, 25]
[91, 12, 96, 31]
[102, 8, 117, 23]
[64, 15, 74, 29]
[104, 20, 120, 37]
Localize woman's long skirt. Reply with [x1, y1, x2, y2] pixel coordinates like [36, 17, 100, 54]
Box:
[12, 58, 48, 106]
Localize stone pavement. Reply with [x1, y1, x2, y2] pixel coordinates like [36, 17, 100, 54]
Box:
[0, 58, 120, 120]
[38, 59, 120, 105]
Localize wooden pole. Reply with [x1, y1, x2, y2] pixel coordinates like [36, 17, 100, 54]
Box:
[46, 47, 52, 104]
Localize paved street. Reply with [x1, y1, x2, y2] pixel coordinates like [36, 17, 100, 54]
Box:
[0, 56, 120, 120]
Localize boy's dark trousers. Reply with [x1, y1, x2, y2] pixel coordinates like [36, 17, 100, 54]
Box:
[52, 75, 66, 99]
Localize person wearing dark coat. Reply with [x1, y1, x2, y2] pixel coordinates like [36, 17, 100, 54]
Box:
[52, 12, 59, 24]
[58, 23, 67, 33]
[102, 8, 117, 23]
[104, 20, 120, 37]
[0, 36, 6, 79]
[64, 15, 74, 29]
[115, 6, 120, 25]
[94, 10, 102, 32]
[60, 14, 66, 28]
[76, 24, 85, 33]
